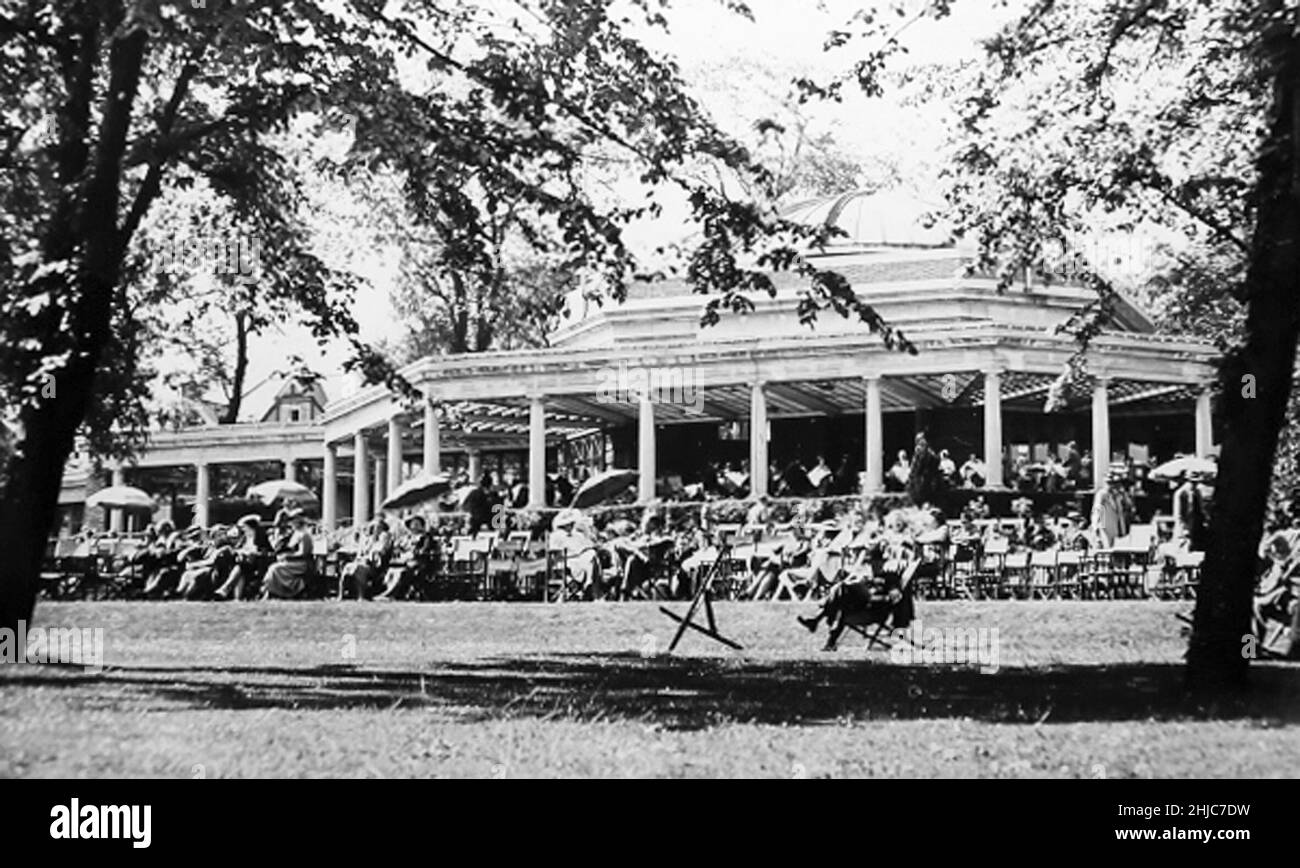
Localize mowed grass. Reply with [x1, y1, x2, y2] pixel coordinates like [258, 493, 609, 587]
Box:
[1, 599, 1298, 778]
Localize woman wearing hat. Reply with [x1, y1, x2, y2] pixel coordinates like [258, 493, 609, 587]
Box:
[215, 515, 273, 600]
[261, 510, 315, 599]
[339, 518, 393, 600]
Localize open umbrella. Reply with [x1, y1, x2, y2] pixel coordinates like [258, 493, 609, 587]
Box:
[86, 485, 154, 510]
[570, 468, 639, 509]
[381, 472, 452, 511]
[247, 479, 319, 506]
[1150, 456, 1216, 482]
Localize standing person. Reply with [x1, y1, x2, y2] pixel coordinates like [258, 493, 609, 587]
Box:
[463, 473, 495, 536]
[906, 432, 941, 506]
[807, 455, 834, 494]
[1090, 464, 1134, 548]
[261, 510, 315, 599]
[1172, 471, 1206, 550]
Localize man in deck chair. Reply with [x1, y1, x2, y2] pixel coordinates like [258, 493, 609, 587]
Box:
[797, 540, 922, 651]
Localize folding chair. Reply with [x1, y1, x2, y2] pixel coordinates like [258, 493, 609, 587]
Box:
[975, 536, 1009, 600]
[1000, 551, 1031, 599]
[946, 542, 980, 600]
[1055, 550, 1083, 599]
[1029, 550, 1059, 599]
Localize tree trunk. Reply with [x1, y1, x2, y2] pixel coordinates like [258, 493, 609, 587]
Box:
[1186, 19, 1300, 694]
[0, 23, 146, 636]
[221, 309, 250, 424]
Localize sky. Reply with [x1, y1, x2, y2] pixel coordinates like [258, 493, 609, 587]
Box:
[241, 0, 1022, 413]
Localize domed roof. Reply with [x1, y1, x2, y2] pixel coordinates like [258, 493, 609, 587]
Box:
[780, 188, 953, 249]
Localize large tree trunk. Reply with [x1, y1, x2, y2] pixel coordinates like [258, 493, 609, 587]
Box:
[0, 23, 146, 636]
[1186, 17, 1300, 694]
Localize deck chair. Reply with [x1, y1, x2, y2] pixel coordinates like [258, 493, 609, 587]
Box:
[826, 563, 931, 652]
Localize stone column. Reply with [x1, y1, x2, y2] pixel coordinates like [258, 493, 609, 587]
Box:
[322, 442, 338, 533]
[373, 455, 387, 510]
[1092, 377, 1111, 476]
[864, 376, 883, 493]
[638, 392, 657, 503]
[194, 461, 211, 528]
[387, 416, 403, 492]
[983, 369, 1005, 488]
[423, 400, 440, 475]
[528, 395, 546, 509]
[1195, 387, 1213, 456]
[749, 382, 768, 498]
[353, 432, 369, 526]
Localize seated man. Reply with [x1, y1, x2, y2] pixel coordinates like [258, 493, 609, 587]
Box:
[797, 543, 921, 651]
[375, 516, 438, 600]
[176, 527, 238, 600]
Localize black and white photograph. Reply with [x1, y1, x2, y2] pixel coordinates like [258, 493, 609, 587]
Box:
[0, 0, 1297, 810]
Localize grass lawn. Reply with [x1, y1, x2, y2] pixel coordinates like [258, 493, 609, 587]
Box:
[1, 599, 1297, 777]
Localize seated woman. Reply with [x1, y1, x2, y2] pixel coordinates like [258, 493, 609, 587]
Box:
[261, 511, 315, 599]
[615, 512, 676, 600]
[339, 518, 393, 600]
[214, 516, 273, 600]
[773, 514, 864, 599]
[375, 516, 438, 600]
[553, 513, 604, 599]
[140, 521, 183, 597]
[744, 520, 817, 600]
[1254, 531, 1300, 657]
[176, 527, 238, 600]
[797, 541, 920, 651]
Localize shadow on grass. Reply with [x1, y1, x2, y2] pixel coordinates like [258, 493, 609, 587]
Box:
[7, 654, 1300, 730]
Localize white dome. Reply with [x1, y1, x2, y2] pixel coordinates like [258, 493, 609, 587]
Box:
[780, 188, 952, 248]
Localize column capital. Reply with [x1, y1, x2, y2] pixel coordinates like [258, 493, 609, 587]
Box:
[862, 373, 882, 383]
[981, 366, 1005, 378]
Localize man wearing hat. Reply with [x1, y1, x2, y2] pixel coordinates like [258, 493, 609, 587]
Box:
[1173, 470, 1208, 551]
[1090, 463, 1134, 548]
[375, 515, 437, 600]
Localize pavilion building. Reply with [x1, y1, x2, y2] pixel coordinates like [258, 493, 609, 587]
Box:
[71, 189, 1220, 531]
